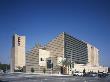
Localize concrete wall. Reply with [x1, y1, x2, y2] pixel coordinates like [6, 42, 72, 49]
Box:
[39, 49, 50, 66]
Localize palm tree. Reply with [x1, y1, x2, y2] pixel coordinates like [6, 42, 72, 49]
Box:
[61, 58, 72, 74]
[83, 69, 86, 76]
[15, 66, 23, 72]
[62, 58, 72, 66]
[17, 66, 22, 70]
[43, 68, 46, 74]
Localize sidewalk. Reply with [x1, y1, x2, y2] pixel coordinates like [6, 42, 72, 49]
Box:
[24, 73, 72, 76]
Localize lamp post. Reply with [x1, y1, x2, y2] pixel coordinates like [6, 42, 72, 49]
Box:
[51, 57, 53, 75]
[6, 65, 7, 73]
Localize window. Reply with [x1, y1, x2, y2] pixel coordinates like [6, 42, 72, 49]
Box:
[40, 58, 44, 61]
[47, 60, 53, 69]
[18, 37, 20, 46]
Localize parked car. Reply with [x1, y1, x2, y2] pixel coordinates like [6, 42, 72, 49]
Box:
[84, 72, 98, 77]
[73, 71, 83, 76]
[98, 72, 108, 78]
[89, 73, 98, 77]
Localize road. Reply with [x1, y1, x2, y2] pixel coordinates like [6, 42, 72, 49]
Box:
[0, 73, 110, 82]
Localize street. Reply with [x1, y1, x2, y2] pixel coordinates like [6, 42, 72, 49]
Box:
[0, 73, 110, 82]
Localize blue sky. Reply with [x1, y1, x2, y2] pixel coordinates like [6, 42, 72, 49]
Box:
[0, 0, 110, 67]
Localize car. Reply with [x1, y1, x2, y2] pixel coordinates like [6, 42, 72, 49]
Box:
[98, 72, 108, 78]
[89, 73, 98, 77]
[73, 71, 83, 76]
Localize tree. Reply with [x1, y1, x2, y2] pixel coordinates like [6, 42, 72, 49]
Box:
[14, 66, 23, 72]
[43, 68, 46, 74]
[62, 59, 71, 67]
[0, 64, 10, 73]
[83, 69, 86, 76]
[108, 67, 110, 73]
[23, 66, 26, 72]
[31, 68, 34, 73]
[61, 58, 72, 74]
[17, 66, 22, 70]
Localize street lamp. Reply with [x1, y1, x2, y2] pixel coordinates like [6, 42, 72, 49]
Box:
[51, 57, 53, 75]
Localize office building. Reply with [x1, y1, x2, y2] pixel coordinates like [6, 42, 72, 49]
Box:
[26, 32, 108, 74]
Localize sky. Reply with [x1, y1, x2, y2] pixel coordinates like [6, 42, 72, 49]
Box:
[0, 0, 110, 67]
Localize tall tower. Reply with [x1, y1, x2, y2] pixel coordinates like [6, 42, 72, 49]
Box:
[87, 44, 99, 66]
[10, 34, 25, 72]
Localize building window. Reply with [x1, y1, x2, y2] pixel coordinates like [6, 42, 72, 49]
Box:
[47, 60, 53, 69]
[40, 58, 44, 61]
[18, 37, 20, 46]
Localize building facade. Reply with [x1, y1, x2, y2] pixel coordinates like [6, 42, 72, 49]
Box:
[64, 33, 88, 64]
[26, 33, 65, 73]
[72, 63, 108, 73]
[87, 44, 99, 66]
[26, 44, 42, 73]
[26, 32, 108, 74]
[10, 34, 25, 72]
